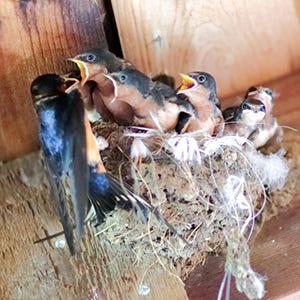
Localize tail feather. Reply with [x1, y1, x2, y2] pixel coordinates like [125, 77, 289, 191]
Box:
[47, 172, 75, 254]
[105, 174, 149, 222]
[65, 90, 89, 242]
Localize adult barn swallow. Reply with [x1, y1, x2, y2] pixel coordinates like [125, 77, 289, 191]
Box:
[244, 86, 282, 148]
[32, 74, 187, 246]
[104, 68, 195, 132]
[177, 72, 224, 135]
[31, 74, 89, 254]
[30, 74, 143, 252]
[223, 98, 266, 140]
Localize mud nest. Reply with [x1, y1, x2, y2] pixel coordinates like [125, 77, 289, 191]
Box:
[82, 121, 292, 300]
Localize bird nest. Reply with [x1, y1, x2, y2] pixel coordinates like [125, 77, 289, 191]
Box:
[88, 121, 290, 300]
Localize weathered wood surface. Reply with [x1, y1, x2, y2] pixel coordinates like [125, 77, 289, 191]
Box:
[1, 1, 300, 298]
[0, 154, 187, 300]
[0, 0, 107, 162]
[112, 0, 300, 98]
[185, 196, 300, 300]
[2, 0, 300, 162]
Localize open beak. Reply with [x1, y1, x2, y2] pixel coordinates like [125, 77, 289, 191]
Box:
[178, 73, 197, 93]
[67, 58, 88, 85]
[61, 75, 80, 93]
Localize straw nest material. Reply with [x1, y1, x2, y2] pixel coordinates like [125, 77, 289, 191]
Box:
[86, 121, 291, 300]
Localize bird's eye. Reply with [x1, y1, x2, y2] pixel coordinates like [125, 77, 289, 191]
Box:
[86, 54, 96, 62]
[264, 89, 273, 97]
[260, 105, 266, 113]
[242, 102, 250, 110]
[119, 74, 127, 82]
[197, 74, 206, 83]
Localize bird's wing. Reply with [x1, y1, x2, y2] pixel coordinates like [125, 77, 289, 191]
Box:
[88, 170, 129, 225]
[222, 106, 238, 122]
[62, 90, 89, 242]
[43, 160, 75, 254]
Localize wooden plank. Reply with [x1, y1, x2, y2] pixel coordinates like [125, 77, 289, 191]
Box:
[185, 197, 300, 300]
[0, 0, 107, 162]
[250, 199, 300, 299]
[0, 153, 188, 299]
[111, 0, 300, 97]
[2, 0, 300, 161]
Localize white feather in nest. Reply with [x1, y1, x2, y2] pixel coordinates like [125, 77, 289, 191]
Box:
[166, 135, 202, 164]
[245, 149, 289, 190]
[130, 138, 151, 160]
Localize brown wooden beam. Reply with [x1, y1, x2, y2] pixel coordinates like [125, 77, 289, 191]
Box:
[0, 0, 107, 161]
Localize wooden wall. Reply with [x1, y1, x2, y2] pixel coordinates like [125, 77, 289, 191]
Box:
[1, 2, 300, 299]
[0, 0, 107, 162]
[112, 0, 300, 97]
[1, 0, 300, 159]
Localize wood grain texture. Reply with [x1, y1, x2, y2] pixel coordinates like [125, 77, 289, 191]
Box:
[111, 0, 300, 97]
[1, 70, 299, 299]
[0, 0, 107, 162]
[0, 153, 187, 300]
[185, 197, 300, 300]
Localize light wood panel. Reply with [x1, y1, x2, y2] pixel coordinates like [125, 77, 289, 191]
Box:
[0, 0, 107, 162]
[111, 0, 300, 97]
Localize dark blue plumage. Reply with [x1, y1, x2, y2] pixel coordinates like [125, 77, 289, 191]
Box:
[31, 74, 88, 254]
[88, 168, 117, 223]
[31, 73, 189, 249]
[88, 166, 132, 224]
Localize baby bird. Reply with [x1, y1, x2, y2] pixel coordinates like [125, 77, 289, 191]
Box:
[68, 48, 134, 124]
[177, 72, 224, 135]
[223, 98, 266, 142]
[244, 86, 282, 148]
[104, 67, 195, 132]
